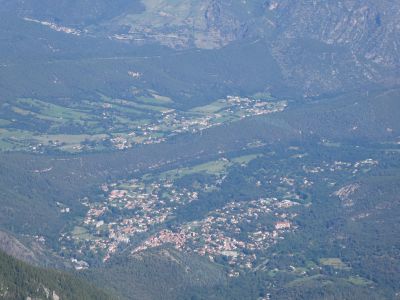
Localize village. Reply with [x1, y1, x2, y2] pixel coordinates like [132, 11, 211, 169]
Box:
[60, 143, 380, 272]
[108, 97, 287, 150]
[132, 197, 300, 275]
[60, 153, 303, 271]
[60, 173, 205, 265]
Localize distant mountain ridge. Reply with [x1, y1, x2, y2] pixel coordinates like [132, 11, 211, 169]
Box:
[5, 0, 399, 97]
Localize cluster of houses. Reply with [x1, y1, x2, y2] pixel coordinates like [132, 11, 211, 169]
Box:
[132, 197, 299, 273]
[61, 152, 310, 271]
[106, 97, 287, 150]
[60, 136, 382, 274]
[65, 177, 204, 262]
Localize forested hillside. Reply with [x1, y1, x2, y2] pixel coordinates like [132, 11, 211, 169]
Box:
[0, 250, 112, 299]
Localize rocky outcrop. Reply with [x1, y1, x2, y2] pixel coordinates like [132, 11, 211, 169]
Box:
[267, 0, 400, 96]
[100, 0, 399, 94]
[270, 1, 400, 69]
[104, 0, 246, 49]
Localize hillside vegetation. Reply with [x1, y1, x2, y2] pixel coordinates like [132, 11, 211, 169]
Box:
[0, 250, 112, 299]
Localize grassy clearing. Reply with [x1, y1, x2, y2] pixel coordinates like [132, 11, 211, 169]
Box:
[252, 92, 274, 101]
[36, 133, 107, 145]
[11, 106, 31, 116]
[285, 275, 326, 287]
[231, 154, 261, 165]
[151, 154, 262, 181]
[114, 115, 136, 126]
[0, 128, 35, 141]
[1, 92, 175, 152]
[17, 98, 91, 121]
[108, 103, 144, 117]
[119, 182, 145, 190]
[157, 159, 230, 181]
[319, 258, 351, 270]
[322, 141, 342, 148]
[121, 0, 196, 27]
[0, 127, 109, 152]
[190, 99, 228, 114]
[138, 93, 174, 105]
[213, 115, 237, 124]
[72, 226, 95, 240]
[0, 139, 18, 151]
[347, 276, 373, 286]
[0, 130, 41, 152]
[111, 98, 171, 113]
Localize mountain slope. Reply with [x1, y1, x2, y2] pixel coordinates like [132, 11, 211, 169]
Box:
[0, 250, 112, 299]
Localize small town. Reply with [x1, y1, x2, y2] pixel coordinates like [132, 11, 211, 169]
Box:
[132, 197, 300, 274]
[109, 97, 287, 150]
[60, 149, 380, 272]
[60, 172, 206, 265]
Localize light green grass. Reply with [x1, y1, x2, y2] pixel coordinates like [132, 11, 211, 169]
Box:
[36, 133, 107, 144]
[108, 103, 145, 116]
[231, 154, 261, 165]
[347, 276, 373, 286]
[252, 92, 274, 101]
[111, 98, 171, 113]
[152, 154, 261, 181]
[157, 160, 229, 181]
[72, 226, 96, 241]
[190, 99, 228, 114]
[17, 98, 91, 121]
[11, 106, 31, 116]
[319, 258, 350, 270]
[138, 93, 174, 105]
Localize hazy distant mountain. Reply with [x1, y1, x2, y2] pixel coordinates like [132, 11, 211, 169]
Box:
[4, 0, 399, 97]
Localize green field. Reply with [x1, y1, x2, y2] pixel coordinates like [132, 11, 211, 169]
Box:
[138, 93, 174, 105]
[16, 98, 92, 121]
[72, 226, 97, 241]
[0, 91, 286, 153]
[347, 276, 373, 286]
[147, 154, 262, 182]
[319, 258, 351, 270]
[190, 99, 228, 114]
[110, 98, 171, 113]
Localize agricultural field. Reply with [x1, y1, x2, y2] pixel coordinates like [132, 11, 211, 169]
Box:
[0, 92, 287, 153]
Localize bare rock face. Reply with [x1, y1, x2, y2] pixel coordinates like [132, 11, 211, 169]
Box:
[194, 0, 246, 49]
[10, 0, 400, 62]
[271, 0, 400, 68]
[103, 0, 247, 49]
[266, 0, 400, 96]
[100, 0, 399, 94]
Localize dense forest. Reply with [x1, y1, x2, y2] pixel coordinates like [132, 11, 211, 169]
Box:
[0, 250, 111, 299]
